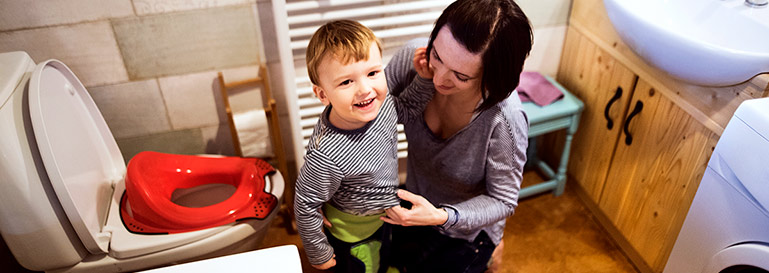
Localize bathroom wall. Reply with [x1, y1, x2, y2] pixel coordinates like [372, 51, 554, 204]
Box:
[518, 0, 573, 76]
[0, 0, 288, 165]
[0, 0, 570, 176]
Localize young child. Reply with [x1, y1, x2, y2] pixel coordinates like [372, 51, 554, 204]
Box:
[294, 20, 434, 272]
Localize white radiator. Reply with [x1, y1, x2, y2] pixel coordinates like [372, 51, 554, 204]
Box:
[279, 0, 452, 159]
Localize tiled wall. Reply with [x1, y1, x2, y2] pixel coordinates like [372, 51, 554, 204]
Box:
[0, 0, 272, 163]
[519, 0, 572, 77]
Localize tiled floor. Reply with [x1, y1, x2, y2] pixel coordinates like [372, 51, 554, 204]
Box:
[259, 171, 639, 273]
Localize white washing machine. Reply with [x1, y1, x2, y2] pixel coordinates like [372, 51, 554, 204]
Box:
[664, 97, 769, 273]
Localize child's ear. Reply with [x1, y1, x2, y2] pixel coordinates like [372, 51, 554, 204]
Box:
[313, 85, 330, 106]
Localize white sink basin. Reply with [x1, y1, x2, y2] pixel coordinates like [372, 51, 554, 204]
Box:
[604, 0, 769, 86]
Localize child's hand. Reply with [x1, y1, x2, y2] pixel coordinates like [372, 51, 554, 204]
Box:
[312, 256, 336, 270]
[413, 47, 434, 79]
[381, 189, 448, 226]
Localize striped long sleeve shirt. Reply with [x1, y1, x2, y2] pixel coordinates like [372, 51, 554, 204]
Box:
[295, 75, 434, 266]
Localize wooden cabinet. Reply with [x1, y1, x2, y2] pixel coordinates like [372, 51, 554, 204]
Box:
[557, 27, 719, 272]
[557, 1, 768, 271]
[598, 77, 718, 271]
[556, 28, 636, 202]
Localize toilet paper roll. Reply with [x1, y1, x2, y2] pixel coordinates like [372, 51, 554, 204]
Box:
[232, 109, 273, 158]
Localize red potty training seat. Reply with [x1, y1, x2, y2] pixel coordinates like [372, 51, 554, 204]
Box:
[120, 151, 278, 234]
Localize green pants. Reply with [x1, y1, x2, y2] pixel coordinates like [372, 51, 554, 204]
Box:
[323, 204, 396, 273]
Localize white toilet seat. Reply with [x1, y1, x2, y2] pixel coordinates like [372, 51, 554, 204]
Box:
[59, 170, 283, 272]
[29, 59, 125, 254]
[106, 178, 230, 259]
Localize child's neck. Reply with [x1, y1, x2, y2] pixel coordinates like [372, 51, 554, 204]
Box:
[328, 108, 369, 131]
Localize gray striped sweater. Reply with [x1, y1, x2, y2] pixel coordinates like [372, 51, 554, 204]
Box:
[295, 75, 434, 265]
[387, 39, 529, 246]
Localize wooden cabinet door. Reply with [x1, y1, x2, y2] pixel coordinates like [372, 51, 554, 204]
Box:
[598, 78, 718, 272]
[556, 27, 637, 201]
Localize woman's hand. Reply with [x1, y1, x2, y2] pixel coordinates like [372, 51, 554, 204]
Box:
[413, 47, 434, 80]
[312, 256, 336, 270]
[381, 189, 448, 226]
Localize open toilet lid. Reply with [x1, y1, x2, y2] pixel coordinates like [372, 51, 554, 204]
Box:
[28, 59, 126, 254]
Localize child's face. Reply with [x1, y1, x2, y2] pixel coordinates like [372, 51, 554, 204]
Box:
[313, 42, 387, 130]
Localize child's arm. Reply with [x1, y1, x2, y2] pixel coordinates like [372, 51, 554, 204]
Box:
[387, 43, 435, 124]
[294, 150, 343, 268]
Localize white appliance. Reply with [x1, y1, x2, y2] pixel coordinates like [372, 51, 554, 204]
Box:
[0, 51, 285, 272]
[664, 97, 769, 273]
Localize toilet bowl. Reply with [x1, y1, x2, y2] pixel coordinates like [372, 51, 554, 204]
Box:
[0, 51, 284, 272]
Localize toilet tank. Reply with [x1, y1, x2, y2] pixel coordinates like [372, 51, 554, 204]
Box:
[0, 52, 87, 271]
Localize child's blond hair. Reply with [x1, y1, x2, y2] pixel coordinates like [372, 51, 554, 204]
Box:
[306, 20, 382, 85]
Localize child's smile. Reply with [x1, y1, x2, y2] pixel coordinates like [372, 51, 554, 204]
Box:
[354, 98, 375, 108]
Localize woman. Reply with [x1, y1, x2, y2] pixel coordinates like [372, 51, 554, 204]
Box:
[381, 0, 533, 272]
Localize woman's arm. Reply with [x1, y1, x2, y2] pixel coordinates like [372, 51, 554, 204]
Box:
[386, 38, 428, 97]
[444, 114, 527, 232]
[446, 103, 529, 232]
[383, 104, 529, 233]
[382, 189, 448, 226]
[381, 121, 522, 229]
[386, 39, 435, 124]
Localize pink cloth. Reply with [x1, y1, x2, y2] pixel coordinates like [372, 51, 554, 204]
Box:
[517, 71, 563, 106]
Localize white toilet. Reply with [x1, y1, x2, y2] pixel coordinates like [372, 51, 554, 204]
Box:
[0, 51, 285, 272]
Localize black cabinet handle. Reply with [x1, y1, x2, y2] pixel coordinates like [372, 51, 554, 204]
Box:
[604, 87, 623, 129]
[623, 101, 644, 145]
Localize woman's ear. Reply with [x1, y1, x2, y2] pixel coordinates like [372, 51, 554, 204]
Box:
[312, 85, 330, 106]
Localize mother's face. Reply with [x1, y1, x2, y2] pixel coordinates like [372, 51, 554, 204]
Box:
[429, 26, 483, 97]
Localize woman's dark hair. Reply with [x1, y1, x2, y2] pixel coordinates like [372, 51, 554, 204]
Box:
[426, 0, 533, 112]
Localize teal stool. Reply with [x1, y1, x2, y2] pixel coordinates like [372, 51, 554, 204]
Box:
[518, 75, 584, 199]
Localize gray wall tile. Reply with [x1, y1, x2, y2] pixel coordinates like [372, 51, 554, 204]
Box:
[133, 0, 253, 16]
[0, 21, 129, 87]
[255, 0, 279, 63]
[158, 70, 225, 130]
[116, 128, 206, 162]
[519, 0, 572, 27]
[0, 0, 133, 31]
[112, 6, 261, 80]
[88, 80, 172, 138]
[201, 124, 236, 156]
[525, 26, 567, 77]
[221, 65, 260, 84]
[220, 65, 265, 113]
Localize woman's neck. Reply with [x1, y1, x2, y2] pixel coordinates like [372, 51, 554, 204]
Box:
[424, 89, 483, 139]
[432, 89, 482, 114]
